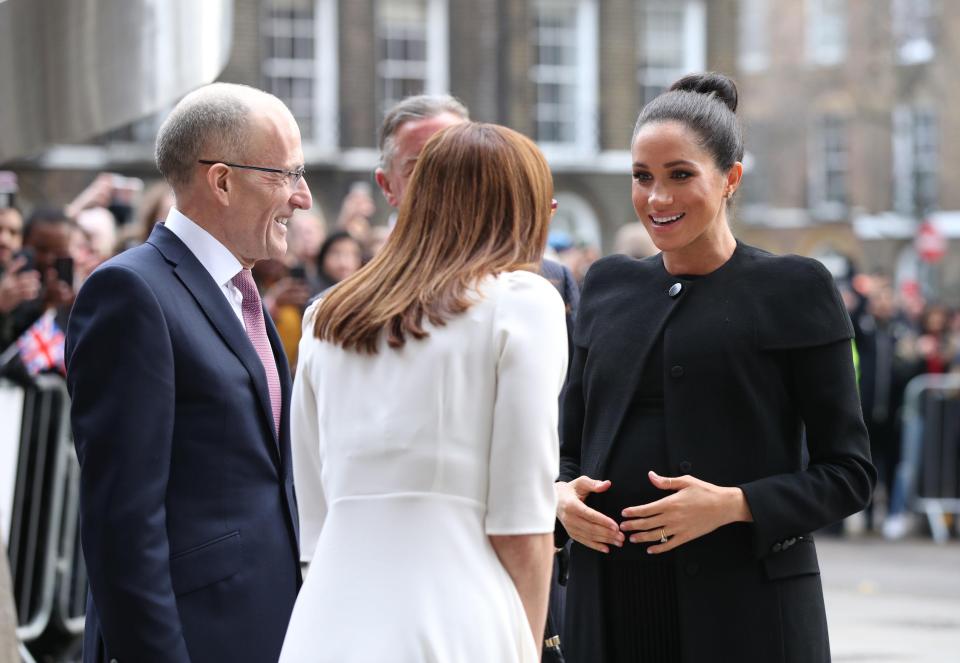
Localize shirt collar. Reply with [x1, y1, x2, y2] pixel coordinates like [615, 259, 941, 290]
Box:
[163, 207, 244, 288]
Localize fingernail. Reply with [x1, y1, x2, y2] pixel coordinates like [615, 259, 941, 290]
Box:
[647, 548, 655, 555]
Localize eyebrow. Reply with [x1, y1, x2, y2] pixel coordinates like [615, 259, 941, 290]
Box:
[632, 160, 697, 169]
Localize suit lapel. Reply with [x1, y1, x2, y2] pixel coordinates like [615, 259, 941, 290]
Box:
[586, 257, 692, 477]
[148, 225, 281, 465]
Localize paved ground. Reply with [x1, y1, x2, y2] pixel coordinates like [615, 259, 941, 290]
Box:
[820, 536, 960, 662]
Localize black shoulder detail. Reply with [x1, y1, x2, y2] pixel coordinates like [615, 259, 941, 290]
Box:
[741, 249, 854, 350]
[573, 254, 664, 346]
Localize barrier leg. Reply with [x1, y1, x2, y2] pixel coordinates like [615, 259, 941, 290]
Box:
[920, 499, 949, 544]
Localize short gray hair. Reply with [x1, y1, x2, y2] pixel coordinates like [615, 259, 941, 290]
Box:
[378, 94, 469, 171]
[155, 83, 279, 188]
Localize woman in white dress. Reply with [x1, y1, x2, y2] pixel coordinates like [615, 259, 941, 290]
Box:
[281, 122, 568, 662]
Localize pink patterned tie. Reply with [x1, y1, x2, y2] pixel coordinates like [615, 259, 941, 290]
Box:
[231, 269, 282, 439]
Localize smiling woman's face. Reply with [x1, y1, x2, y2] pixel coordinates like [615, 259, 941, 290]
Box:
[631, 120, 738, 258]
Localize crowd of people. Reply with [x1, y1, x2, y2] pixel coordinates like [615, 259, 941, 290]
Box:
[0, 72, 952, 663]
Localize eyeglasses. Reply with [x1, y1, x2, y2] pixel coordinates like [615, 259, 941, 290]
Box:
[197, 160, 306, 186]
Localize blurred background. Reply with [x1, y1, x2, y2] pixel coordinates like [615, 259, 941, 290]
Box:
[1, 0, 959, 661]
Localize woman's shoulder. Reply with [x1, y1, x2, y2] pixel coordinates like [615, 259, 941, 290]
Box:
[735, 243, 854, 349]
[486, 270, 566, 324]
[584, 252, 660, 284]
[490, 269, 564, 300]
[737, 243, 835, 288]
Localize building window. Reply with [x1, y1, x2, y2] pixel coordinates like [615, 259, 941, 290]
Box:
[738, 0, 770, 73]
[809, 115, 848, 215]
[530, 0, 598, 153]
[638, 0, 706, 107]
[805, 0, 846, 66]
[261, 0, 338, 148]
[891, 0, 936, 65]
[376, 0, 449, 116]
[893, 107, 938, 216]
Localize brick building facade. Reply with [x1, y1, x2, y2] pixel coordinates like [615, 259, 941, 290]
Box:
[5, 0, 960, 299]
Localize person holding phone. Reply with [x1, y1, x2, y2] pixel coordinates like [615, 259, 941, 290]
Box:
[0, 205, 41, 318]
[0, 208, 74, 361]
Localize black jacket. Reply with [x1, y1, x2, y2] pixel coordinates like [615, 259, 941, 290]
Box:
[558, 242, 875, 663]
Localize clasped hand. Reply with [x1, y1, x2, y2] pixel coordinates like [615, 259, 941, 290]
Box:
[556, 471, 752, 555]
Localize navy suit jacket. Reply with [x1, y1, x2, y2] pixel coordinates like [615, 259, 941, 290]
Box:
[66, 224, 301, 663]
[539, 258, 579, 363]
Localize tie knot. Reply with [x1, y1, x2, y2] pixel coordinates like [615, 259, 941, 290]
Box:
[231, 269, 260, 304]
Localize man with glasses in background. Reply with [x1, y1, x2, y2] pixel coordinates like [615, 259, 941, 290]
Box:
[66, 83, 311, 663]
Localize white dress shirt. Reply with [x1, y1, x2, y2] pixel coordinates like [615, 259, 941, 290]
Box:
[163, 207, 246, 328]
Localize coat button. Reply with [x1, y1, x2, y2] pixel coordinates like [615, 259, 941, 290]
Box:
[679, 460, 692, 473]
[668, 282, 682, 297]
[670, 365, 684, 378]
[684, 562, 700, 576]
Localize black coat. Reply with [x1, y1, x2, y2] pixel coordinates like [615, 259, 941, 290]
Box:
[558, 242, 875, 663]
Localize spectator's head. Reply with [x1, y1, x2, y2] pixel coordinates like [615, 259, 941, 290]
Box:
[155, 82, 312, 267]
[921, 304, 949, 336]
[631, 72, 743, 255]
[613, 221, 658, 259]
[0, 206, 23, 270]
[375, 94, 469, 207]
[24, 208, 72, 272]
[868, 279, 897, 322]
[317, 230, 363, 286]
[367, 225, 392, 258]
[287, 208, 327, 266]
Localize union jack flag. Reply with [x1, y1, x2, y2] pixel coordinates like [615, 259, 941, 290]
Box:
[16, 309, 66, 376]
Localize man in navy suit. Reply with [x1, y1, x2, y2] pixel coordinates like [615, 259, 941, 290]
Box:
[66, 83, 312, 663]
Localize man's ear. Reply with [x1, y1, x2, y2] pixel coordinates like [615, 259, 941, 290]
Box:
[374, 168, 399, 208]
[207, 164, 232, 206]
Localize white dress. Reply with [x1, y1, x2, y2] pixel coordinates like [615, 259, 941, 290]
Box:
[279, 270, 568, 663]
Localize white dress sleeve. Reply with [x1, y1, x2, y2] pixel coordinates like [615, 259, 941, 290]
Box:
[291, 301, 327, 565]
[484, 271, 568, 534]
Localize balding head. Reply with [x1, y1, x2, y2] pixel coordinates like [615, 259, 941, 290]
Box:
[155, 83, 291, 191]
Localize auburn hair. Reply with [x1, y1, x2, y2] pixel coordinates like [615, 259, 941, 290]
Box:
[312, 122, 553, 353]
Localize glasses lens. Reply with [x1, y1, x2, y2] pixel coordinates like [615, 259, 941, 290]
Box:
[292, 168, 305, 185]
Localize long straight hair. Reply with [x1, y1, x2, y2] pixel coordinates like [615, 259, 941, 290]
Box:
[312, 122, 554, 354]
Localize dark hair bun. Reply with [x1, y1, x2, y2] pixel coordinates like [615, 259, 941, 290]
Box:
[668, 72, 738, 113]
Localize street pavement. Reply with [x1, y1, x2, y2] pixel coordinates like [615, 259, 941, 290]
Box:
[820, 536, 960, 662]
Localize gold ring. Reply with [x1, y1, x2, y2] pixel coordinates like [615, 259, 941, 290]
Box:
[659, 528, 668, 544]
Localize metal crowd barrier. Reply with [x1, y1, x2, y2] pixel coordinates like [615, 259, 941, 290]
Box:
[1, 374, 86, 660]
[895, 372, 960, 543]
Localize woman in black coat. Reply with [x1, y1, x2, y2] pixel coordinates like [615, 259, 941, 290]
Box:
[555, 72, 875, 663]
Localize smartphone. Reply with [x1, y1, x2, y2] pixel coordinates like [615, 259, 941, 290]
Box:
[54, 256, 74, 285]
[13, 247, 35, 273]
[289, 265, 307, 281]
